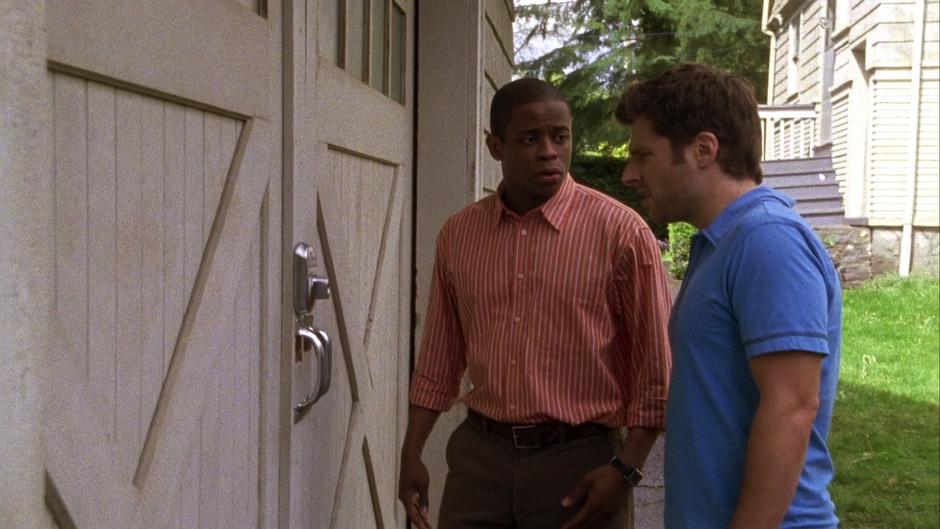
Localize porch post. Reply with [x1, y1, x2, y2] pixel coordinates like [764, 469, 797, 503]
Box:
[0, 2, 55, 528]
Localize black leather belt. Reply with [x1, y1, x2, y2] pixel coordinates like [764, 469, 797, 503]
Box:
[467, 409, 611, 450]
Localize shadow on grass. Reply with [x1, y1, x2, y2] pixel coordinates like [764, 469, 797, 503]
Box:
[830, 382, 940, 528]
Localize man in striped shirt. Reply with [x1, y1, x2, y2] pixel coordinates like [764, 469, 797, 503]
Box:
[398, 78, 672, 529]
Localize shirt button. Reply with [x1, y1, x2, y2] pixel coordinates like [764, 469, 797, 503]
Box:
[513, 316, 521, 324]
[509, 359, 517, 367]
[508, 404, 516, 410]
[520, 229, 528, 236]
[516, 272, 524, 280]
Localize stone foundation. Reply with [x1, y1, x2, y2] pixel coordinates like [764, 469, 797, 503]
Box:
[816, 226, 939, 287]
[871, 228, 902, 277]
[816, 226, 872, 286]
[912, 227, 940, 275]
[870, 227, 940, 277]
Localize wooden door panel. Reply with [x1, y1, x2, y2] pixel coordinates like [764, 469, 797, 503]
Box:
[176, 223, 264, 529]
[320, 149, 405, 524]
[45, 0, 281, 526]
[287, 1, 413, 527]
[47, 102, 270, 529]
[315, 58, 411, 162]
[332, 439, 381, 529]
[134, 120, 275, 526]
[50, 70, 244, 471]
[48, 0, 268, 118]
[313, 150, 407, 528]
[298, 242, 354, 528]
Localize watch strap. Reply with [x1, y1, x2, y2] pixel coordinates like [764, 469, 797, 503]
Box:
[608, 456, 644, 487]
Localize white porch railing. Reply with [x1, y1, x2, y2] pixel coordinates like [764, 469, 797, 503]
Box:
[759, 104, 818, 160]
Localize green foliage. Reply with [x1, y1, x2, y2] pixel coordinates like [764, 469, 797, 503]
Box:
[569, 153, 668, 240]
[515, 0, 769, 154]
[667, 222, 697, 279]
[830, 275, 940, 528]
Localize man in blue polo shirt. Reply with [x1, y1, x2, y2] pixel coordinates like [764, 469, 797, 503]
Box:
[616, 64, 841, 529]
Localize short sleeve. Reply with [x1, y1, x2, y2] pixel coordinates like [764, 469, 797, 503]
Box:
[729, 222, 832, 359]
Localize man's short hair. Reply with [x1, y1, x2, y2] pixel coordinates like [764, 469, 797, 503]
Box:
[615, 64, 763, 184]
[490, 78, 569, 139]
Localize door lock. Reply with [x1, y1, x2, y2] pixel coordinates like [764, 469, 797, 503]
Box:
[293, 242, 331, 319]
[292, 242, 333, 419]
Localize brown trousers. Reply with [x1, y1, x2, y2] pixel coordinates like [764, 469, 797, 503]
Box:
[438, 418, 634, 529]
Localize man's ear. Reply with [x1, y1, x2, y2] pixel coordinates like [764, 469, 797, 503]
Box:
[692, 131, 719, 169]
[485, 131, 503, 161]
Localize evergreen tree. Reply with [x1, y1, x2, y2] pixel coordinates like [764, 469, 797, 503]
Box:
[516, 0, 769, 155]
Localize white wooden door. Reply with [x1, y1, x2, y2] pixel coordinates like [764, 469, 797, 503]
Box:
[44, 1, 283, 528]
[284, 1, 415, 527]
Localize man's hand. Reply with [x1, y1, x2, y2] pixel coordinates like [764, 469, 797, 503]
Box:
[559, 465, 628, 529]
[398, 454, 433, 529]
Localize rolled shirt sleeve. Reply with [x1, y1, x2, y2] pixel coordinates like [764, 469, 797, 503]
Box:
[409, 232, 467, 411]
[614, 224, 673, 430]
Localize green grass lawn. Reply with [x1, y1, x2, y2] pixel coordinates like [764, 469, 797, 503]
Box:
[830, 275, 940, 528]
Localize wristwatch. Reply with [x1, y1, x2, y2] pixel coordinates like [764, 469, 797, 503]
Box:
[609, 456, 644, 487]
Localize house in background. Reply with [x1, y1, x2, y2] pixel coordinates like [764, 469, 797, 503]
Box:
[759, 0, 939, 280]
[1, 1, 513, 528]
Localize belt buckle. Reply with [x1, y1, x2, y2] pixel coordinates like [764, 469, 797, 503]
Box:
[511, 425, 540, 449]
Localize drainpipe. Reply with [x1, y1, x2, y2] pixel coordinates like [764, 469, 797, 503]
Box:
[761, 0, 778, 104]
[899, 0, 927, 276]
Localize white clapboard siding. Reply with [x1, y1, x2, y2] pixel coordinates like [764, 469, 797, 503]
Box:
[832, 37, 853, 91]
[480, 0, 514, 197]
[868, 75, 910, 222]
[771, 0, 827, 104]
[773, 19, 790, 103]
[51, 72, 265, 524]
[927, 1, 940, 66]
[799, 0, 824, 100]
[831, 90, 851, 198]
[851, 0, 882, 42]
[481, 77, 500, 197]
[916, 75, 939, 224]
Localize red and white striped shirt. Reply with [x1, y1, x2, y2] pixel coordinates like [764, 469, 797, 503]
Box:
[410, 175, 672, 429]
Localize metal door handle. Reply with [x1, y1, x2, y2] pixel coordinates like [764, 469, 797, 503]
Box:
[293, 327, 332, 421]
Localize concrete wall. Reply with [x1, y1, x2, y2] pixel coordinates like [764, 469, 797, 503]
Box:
[0, 2, 55, 528]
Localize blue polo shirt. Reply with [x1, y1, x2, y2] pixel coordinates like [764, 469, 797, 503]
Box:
[664, 187, 841, 529]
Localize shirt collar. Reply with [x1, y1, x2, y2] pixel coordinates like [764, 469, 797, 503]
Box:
[699, 186, 794, 246]
[491, 173, 577, 232]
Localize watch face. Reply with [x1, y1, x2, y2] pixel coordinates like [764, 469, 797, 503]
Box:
[624, 467, 643, 487]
